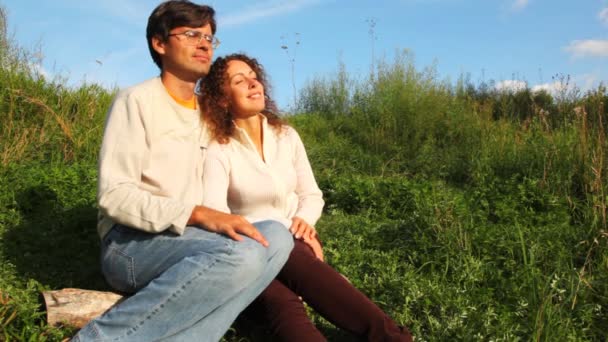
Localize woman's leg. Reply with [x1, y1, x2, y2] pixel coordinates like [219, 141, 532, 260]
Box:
[244, 279, 326, 342]
[279, 240, 413, 342]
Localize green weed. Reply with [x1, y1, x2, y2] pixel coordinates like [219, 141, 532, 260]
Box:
[1, 6, 607, 341]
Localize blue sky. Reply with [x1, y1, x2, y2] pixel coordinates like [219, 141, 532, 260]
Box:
[3, 0, 608, 110]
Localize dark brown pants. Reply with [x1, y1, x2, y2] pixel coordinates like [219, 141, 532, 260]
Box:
[242, 239, 413, 342]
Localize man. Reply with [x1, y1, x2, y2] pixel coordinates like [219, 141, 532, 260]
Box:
[72, 1, 293, 341]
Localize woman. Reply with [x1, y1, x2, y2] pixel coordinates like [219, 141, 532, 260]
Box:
[199, 53, 413, 342]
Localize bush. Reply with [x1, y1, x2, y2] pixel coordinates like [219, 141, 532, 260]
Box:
[1, 7, 607, 339]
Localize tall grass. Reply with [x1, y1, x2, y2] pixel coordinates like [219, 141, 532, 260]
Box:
[1, 6, 607, 340]
[293, 50, 608, 340]
[0, 7, 113, 167]
[0, 7, 111, 340]
[297, 51, 483, 182]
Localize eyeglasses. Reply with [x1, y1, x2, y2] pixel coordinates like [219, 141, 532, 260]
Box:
[168, 30, 220, 49]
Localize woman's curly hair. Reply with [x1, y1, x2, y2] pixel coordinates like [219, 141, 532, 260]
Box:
[199, 53, 284, 143]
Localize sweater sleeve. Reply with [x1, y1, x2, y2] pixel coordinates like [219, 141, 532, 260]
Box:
[290, 128, 324, 226]
[201, 143, 232, 214]
[97, 92, 195, 235]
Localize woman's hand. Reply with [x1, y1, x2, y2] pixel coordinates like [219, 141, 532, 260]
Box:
[290, 217, 324, 261]
[289, 216, 316, 240]
[303, 234, 324, 261]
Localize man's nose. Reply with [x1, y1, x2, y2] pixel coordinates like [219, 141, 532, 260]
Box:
[196, 38, 211, 50]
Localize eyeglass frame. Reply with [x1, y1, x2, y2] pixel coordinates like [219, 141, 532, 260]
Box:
[167, 30, 220, 49]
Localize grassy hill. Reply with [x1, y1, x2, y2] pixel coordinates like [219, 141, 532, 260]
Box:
[1, 7, 607, 341]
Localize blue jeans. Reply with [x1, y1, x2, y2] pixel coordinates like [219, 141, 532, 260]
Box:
[72, 220, 293, 342]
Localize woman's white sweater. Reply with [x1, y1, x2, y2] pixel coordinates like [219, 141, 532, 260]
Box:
[201, 116, 324, 229]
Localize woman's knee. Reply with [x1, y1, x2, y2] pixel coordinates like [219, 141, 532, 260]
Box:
[257, 279, 301, 306]
[284, 240, 319, 270]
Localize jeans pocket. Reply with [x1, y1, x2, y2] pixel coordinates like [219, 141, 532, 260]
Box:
[101, 245, 137, 293]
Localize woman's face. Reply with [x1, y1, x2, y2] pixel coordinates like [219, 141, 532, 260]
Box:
[224, 59, 265, 118]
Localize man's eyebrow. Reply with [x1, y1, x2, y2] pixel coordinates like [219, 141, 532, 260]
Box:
[172, 27, 207, 33]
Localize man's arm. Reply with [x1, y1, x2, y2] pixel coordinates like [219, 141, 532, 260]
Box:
[97, 92, 195, 235]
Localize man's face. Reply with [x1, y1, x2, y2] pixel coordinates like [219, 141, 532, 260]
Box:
[153, 23, 215, 81]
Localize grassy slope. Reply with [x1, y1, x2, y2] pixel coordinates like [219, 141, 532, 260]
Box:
[1, 15, 607, 341]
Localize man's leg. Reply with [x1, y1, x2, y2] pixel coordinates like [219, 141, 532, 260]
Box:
[72, 220, 292, 341]
[158, 221, 296, 341]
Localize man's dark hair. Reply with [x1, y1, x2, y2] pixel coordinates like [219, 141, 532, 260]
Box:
[146, 0, 216, 69]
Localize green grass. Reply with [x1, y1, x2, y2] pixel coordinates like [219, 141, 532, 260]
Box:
[1, 7, 607, 341]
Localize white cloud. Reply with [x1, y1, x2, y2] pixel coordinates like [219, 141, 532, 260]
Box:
[530, 74, 599, 97]
[54, 0, 148, 27]
[220, 0, 322, 28]
[531, 81, 568, 97]
[501, 0, 529, 14]
[511, 0, 529, 11]
[599, 7, 608, 25]
[76, 46, 144, 88]
[99, 0, 149, 25]
[495, 79, 528, 93]
[564, 40, 608, 58]
[573, 73, 601, 93]
[30, 62, 51, 79]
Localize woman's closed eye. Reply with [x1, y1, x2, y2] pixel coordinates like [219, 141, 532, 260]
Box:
[232, 76, 245, 85]
[230, 72, 258, 86]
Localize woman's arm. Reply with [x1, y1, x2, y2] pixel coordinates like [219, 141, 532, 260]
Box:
[290, 128, 325, 226]
[288, 128, 325, 260]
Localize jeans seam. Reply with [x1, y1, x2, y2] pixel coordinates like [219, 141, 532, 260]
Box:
[90, 324, 103, 341]
[106, 246, 137, 291]
[116, 244, 235, 341]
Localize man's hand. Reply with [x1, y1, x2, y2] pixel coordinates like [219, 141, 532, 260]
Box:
[188, 206, 269, 247]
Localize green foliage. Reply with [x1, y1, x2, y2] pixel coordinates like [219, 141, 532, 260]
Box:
[1, 8, 607, 340]
[319, 174, 420, 221]
[295, 51, 486, 183]
[290, 50, 607, 340]
[0, 8, 114, 167]
[0, 271, 74, 341]
[0, 161, 103, 341]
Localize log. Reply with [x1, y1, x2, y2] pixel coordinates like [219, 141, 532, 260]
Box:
[42, 288, 125, 328]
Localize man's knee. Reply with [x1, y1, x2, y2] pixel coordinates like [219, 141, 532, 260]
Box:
[229, 222, 293, 285]
[227, 238, 269, 284]
[253, 220, 294, 257]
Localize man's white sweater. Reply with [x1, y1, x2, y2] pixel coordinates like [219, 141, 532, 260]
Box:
[97, 77, 210, 239]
